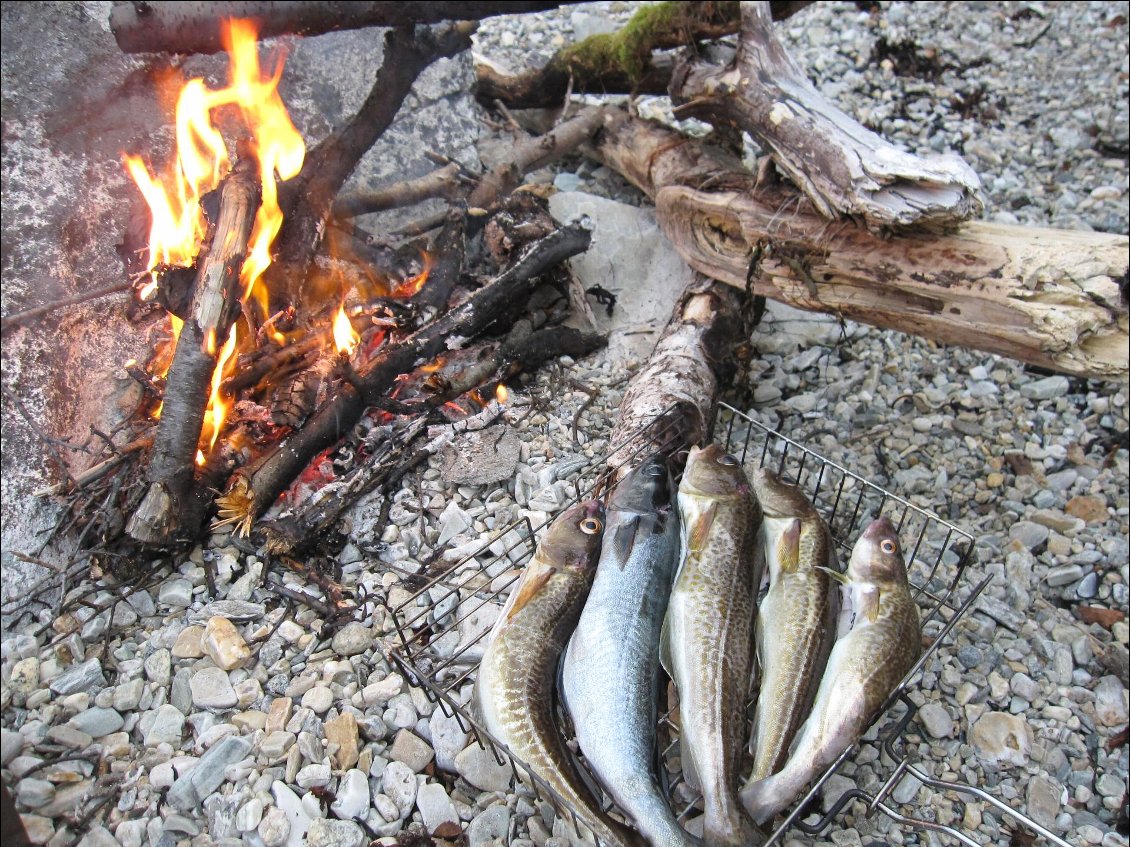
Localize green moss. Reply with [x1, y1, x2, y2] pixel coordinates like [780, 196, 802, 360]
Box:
[555, 1, 739, 85]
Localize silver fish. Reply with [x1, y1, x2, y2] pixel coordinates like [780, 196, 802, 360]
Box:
[475, 500, 645, 847]
[661, 444, 763, 847]
[741, 516, 922, 824]
[746, 469, 839, 782]
[562, 457, 697, 847]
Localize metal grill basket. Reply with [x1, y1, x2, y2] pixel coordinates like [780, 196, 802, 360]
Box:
[387, 403, 1069, 847]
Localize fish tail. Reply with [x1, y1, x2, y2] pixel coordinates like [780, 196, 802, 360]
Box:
[703, 800, 762, 847]
[740, 764, 810, 827]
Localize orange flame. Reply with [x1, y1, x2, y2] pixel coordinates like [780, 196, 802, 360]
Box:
[392, 252, 433, 298]
[496, 383, 509, 404]
[333, 304, 360, 356]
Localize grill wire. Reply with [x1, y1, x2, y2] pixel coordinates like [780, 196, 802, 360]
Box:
[387, 402, 1070, 847]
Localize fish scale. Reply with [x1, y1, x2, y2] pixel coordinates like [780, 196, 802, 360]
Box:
[747, 469, 840, 783]
[475, 501, 646, 847]
[661, 445, 763, 847]
[562, 457, 695, 847]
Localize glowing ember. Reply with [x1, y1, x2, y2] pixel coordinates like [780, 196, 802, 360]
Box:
[332, 304, 360, 356]
[496, 383, 509, 404]
[392, 252, 433, 298]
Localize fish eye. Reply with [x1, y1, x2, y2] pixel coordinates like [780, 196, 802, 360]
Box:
[718, 454, 739, 466]
[645, 464, 665, 477]
[579, 518, 602, 535]
[880, 539, 897, 555]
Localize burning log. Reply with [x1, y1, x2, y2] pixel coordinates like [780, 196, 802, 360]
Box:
[609, 274, 751, 481]
[268, 21, 477, 313]
[109, 1, 577, 55]
[562, 106, 1129, 381]
[668, 1, 983, 228]
[215, 221, 594, 535]
[126, 160, 261, 546]
[474, 1, 812, 110]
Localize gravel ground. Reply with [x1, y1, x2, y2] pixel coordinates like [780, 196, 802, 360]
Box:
[2, 3, 1127, 847]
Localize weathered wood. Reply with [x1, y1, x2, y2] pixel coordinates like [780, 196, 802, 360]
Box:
[670, 1, 983, 229]
[579, 108, 1129, 381]
[475, 0, 812, 109]
[110, 1, 576, 55]
[127, 160, 261, 546]
[334, 162, 468, 219]
[609, 274, 750, 481]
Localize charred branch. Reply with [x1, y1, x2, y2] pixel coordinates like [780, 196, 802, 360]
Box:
[577, 107, 1129, 380]
[215, 221, 593, 534]
[475, 1, 810, 110]
[126, 160, 261, 547]
[669, 1, 983, 228]
[268, 21, 477, 312]
[334, 162, 470, 219]
[109, 1, 576, 55]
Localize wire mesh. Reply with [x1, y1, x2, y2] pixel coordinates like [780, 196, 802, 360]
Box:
[387, 402, 1068, 846]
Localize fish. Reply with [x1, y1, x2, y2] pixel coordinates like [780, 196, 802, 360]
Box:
[746, 468, 840, 783]
[740, 516, 922, 825]
[474, 500, 645, 847]
[562, 456, 698, 847]
[661, 444, 763, 847]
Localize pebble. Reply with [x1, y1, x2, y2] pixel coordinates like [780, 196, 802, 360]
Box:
[970, 711, 1031, 769]
[379, 761, 416, 814]
[467, 805, 510, 847]
[296, 763, 332, 789]
[190, 666, 239, 710]
[302, 685, 334, 715]
[1093, 675, 1129, 726]
[331, 622, 373, 657]
[259, 807, 292, 847]
[159, 579, 194, 607]
[307, 819, 367, 847]
[429, 707, 470, 772]
[325, 712, 360, 770]
[917, 701, 954, 738]
[203, 616, 251, 670]
[455, 743, 513, 793]
[1026, 774, 1064, 831]
[416, 783, 460, 834]
[331, 769, 371, 820]
[166, 735, 253, 810]
[48, 658, 105, 695]
[67, 707, 123, 738]
[0, 729, 23, 765]
[271, 781, 312, 847]
[1008, 521, 1049, 551]
[1021, 375, 1070, 400]
[364, 674, 404, 706]
[16, 778, 56, 808]
[144, 703, 185, 747]
[389, 728, 434, 772]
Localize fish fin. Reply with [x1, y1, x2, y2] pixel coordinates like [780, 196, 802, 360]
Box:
[861, 585, 880, 623]
[816, 565, 849, 586]
[609, 516, 640, 566]
[505, 567, 553, 621]
[778, 518, 801, 574]
[659, 613, 673, 676]
[687, 502, 717, 557]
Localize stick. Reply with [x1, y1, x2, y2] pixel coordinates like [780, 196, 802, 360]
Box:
[268, 21, 477, 312]
[571, 106, 1130, 381]
[669, 1, 983, 228]
[1, 282, 132, 335]
[109, 1, 577, 55]
[215, 222, 593, 534]
[127, 160, 261, 546]
[333, 162, 468, 218]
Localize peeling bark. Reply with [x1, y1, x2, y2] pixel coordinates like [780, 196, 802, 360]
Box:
[670, 1, 984, 228]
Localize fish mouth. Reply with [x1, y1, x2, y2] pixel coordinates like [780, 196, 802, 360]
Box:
[863, 515, 897, 540]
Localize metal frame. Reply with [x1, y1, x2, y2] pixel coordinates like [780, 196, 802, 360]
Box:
[388, 402, 1068, 846]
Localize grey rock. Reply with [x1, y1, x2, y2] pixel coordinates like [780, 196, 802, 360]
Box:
[144, 704, 186, 747]
[259, 730, 296, 759]
[1046, 564, 1085, 587]
[454, 743, 512, 793]
[891, 772, 923, 805]
[1, 729, 25, 765]
[976, 595, 1026, 632]
[259, 807, 292, 847]
[1021, 375, 1070, 400]
[1010, 672, 1041, 703]
[68, 707, 124, 738]
[1008, 521, 1049, 551]
[917, 702, 954, 738]
[1026, 774, 1063, 832]
[1076, 571, 1099, 598]
[440, 428, 522, 486]
[820, 774, 855, 813]
[49, 658, 106, 694]
[301, 684, 334, 715]
[307, 819, 367, 847]
[382, 760, 417, 813]
[436, 501, 473, 548]
[416, 783, 459, 834]
[296, 762, 332, 789]
[237, 797, 264, 832]
[272, 780, 313, 847]
[429, 707, 469, 772]
[192, 599, 266, 622]
[159, 579, 194, 608]
[170, 667, 194, 714]
[956, 645, 982, 669]
[331, 622, 373, 657]
[467, 806, 510, 847]
[1093, 675, 1129, 727]
[77, 825, 121, 847]
[46, 724, 93, 749]
[113, 678, 145, 712]
[144, 648, 172, 686]
[162, 814, 199, 836]
[330, 769, 370, 820]
[16, 778, 55, 808]
[126, 590, 156, 617]
[191, 666, 239, 710]
[166, 735, 252, 810]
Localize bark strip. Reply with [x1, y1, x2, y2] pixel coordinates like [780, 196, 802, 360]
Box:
[127, 160, 261, 546]
[669, 1, 983, 228]
[216, 222, 593, 534]
[577, 107, 1129, 381]
[110, 1, 574, 55]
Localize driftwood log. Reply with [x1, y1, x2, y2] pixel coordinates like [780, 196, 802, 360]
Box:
[609, 274, 751, 481]
[127, 160, 261, 546]
[568, 107, 1129, 381]
[109, 1, 575, 54]
[215, 221, 594, 535]
[669, 1, 983, 228]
